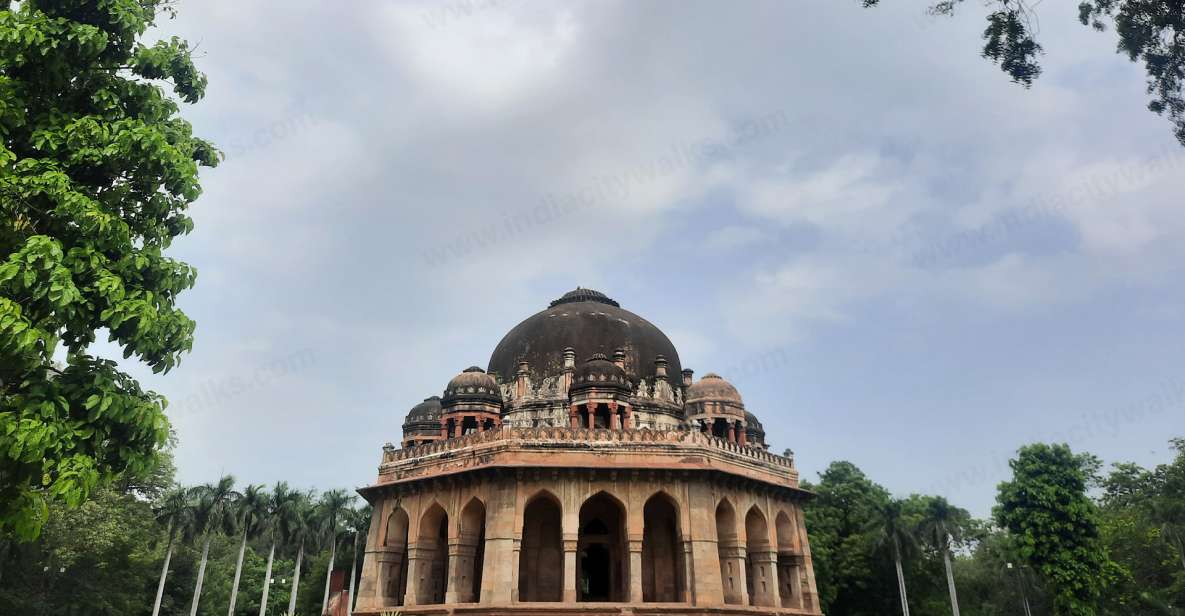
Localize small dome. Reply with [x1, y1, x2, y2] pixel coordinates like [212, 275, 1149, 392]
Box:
[570, 354, 630, 392]
[744, 411, 766, 443]
[686, 373, 743, 405]
[443, 366, 502, 404]
[405, 396, 442, 424]
[403, 396, 443, 439]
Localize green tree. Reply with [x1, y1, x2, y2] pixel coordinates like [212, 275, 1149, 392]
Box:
[868, 498, 917, 616]
[0, 448, 174, 616]
[995, 443, 1117, 616]
[0, 0, 218, 540]
[228, 484, 268, 616]
[189, 475, 238, 616]
[804, 460, 899, 616]
[316, 489, 355, 615]
[280, 488, 315, 616]
[916, 496, 972, 616]
[257, 482, 294, 616]
[1096, 438, 1185, 613]
[860, 0, 1185, 146]
[343, 503, 372, 615]
[153, 485, 194, 616]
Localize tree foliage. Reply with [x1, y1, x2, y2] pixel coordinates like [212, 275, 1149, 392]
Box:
[994, 443, 1118, 616]
[862, 0, 1185, 146]
[0, 0, 217, 540]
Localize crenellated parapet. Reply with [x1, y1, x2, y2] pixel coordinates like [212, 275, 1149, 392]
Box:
[375, 426, 800, 491]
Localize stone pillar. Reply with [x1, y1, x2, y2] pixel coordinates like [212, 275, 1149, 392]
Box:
[562, 538, 578, 603]
[738, 423, 747, 446]
[681, 540, 694, 604]
[481, 480, 516, 605]
[795, 507, 821, 612]
[788, 555, 805, 609]
[375, 548, 405, 606]
[353, 505, 385, 611]
[440, 420, 448, 439]
[569, 404, 580, 428]
[629, 539, 644, 603]
[727, 423, 736, 443]
[508, 538, 521, 602]
[609, 402, 620, 430]
[446, 541, 479, 603]
[587, 408, 594, 430]
[686, 482, 723, 606]
[749, 550, 779, 607]
[402, 545, 424, 606]
[623, 406, 632, 429]
[478, 418, 485, 433]
[719, 543, 749, 605]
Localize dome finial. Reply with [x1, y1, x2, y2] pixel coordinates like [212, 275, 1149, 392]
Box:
[549, 288, 620, 308]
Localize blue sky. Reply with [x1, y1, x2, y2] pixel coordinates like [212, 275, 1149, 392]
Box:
[101, 0, 1185, 517]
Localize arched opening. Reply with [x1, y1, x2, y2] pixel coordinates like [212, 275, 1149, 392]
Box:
[593, 403, 612, 429]
[578, 492, 627, 602]
[715, 500, 742, 605]
[416, 503, 449, 604]
[458, 498, 486, 603]
[711, 418, 729, 439]
[745, 507, 772, 607]
[519, 492, 563, 602]
[642, 493, 684, 602]
[775, 510, 800, 608]
[384, 508, 410, 605]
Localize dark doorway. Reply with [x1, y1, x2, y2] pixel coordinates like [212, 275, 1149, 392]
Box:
[577, 492, 626, 602]
[642, 493, 683, 602]
[580, 544, 612, 601]
[519, 493, 563, 602]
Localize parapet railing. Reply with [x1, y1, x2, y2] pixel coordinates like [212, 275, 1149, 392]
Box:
[382, 426, 794, 469]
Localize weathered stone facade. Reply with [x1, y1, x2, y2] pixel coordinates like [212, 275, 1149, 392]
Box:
[359, 289, 822, 615]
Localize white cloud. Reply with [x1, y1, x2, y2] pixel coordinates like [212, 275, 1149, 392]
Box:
[704, 225, 771, 252]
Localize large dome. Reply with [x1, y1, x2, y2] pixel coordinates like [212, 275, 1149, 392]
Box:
[488, 288, 682, 387]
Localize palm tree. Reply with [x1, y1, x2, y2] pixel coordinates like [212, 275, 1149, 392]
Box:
[259, 482, 295, 616]
[344, 504, 372, 616]
[867, 498, 915, 616]
[151, 487, 193, 616]
[188, 475, 239, 616]
[281, 489, 316, 616]
[228, 484, 269, 616]
[318, 490, 357, 615]
[918, 497, 970, 616]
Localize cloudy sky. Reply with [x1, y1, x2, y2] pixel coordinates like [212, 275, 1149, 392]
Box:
[105, 0, 1185, 516]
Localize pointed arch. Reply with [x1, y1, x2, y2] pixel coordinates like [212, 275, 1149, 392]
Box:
[456, 497, 486, 603]
[385, 507, 409, 547]
[416, 502, 449, 604]
[775, 509, 800, 608]
[578, 491, 628, 602]
[383, 506, 410, 605]
[642, 491, 684, 602]
[519, 490, 563, 602]
[744, 506, 769, 551]
[775, 510, 796, 553]
[715, 499, 742, 605]
[744, 505, 772, 607]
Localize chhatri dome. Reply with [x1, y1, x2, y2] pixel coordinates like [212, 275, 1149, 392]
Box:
[358, 288, 820, 615]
